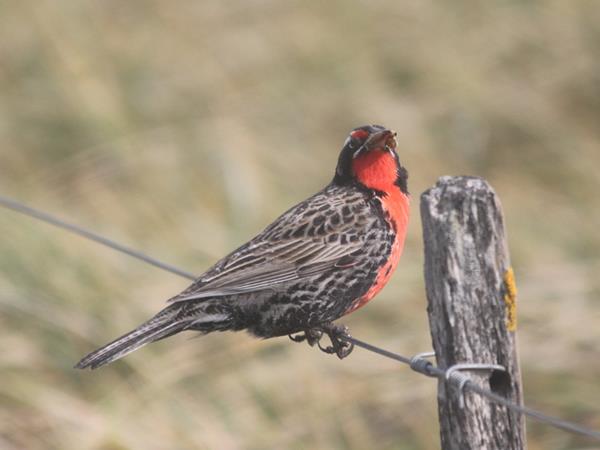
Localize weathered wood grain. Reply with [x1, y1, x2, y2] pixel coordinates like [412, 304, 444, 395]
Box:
[420, 176, 525, 450]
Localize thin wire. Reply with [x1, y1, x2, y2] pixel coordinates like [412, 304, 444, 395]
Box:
[465, 382, 600, 441]
[0, 195, 197, 281]
[344, 335, 414, 366]
[2, 194, 599, 442]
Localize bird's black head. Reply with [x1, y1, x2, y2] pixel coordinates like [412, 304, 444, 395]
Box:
[333, 124, 408, 195]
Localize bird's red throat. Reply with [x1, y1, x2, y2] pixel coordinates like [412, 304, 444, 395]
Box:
[351, 149, 399, 193]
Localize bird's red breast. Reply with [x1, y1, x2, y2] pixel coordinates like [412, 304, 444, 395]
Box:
[345, 148, 410, 314]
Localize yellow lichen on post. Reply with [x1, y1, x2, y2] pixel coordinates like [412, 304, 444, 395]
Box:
[503, 267, 518, 331]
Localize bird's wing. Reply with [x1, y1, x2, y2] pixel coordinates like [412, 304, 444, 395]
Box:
[168, 188, 370, 303]
[168, 236, 362, 303]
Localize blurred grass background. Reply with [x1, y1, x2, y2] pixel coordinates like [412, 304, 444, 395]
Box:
[1, 1, 599, 449]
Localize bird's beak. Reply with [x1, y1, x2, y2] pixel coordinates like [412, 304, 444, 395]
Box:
[352, 129, 397, 159]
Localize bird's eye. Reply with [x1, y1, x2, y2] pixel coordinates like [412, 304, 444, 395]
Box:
[345, 129, 370, 149]
[343, 136, 358, 149]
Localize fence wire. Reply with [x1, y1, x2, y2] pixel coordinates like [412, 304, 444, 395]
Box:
[1, 194, 599, 442]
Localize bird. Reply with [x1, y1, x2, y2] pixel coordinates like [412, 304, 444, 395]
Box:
[75, 124, 410, 369]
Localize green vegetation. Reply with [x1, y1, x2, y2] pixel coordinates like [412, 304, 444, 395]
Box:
[1, 1, 599, 448]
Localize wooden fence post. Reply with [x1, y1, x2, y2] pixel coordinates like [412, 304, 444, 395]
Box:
[420, 176, 526, 450]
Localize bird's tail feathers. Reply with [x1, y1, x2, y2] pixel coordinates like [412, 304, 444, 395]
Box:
[75, 316, 186, 370]
[75, 303, 234, 370]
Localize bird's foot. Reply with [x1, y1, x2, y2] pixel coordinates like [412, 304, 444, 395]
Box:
[289, 329, 323, 347]
[289, 323, 354, 359]
[317, 323, 354, 359]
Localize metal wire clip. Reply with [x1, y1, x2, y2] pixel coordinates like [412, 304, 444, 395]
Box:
[445, 363, 506, 407]
[409, 351, 436, 377]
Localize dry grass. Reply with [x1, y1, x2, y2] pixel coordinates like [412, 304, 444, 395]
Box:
[1, 1, 599, 449]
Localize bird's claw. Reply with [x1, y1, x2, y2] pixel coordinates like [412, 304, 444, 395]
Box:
[289, 329, 323, 346]
[289, 324, 354, 359]
[318, 324, 354, 359]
